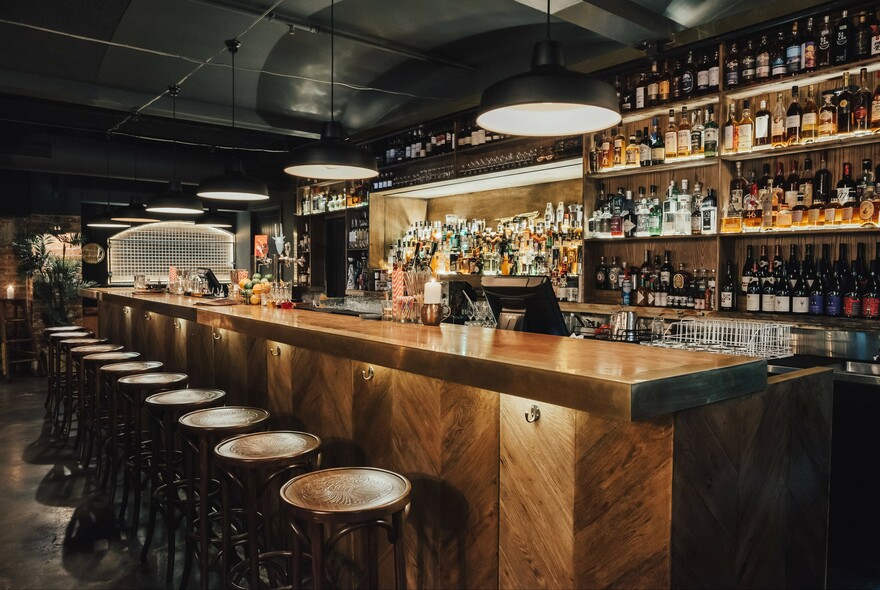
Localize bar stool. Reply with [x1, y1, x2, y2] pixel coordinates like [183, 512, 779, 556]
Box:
[46, 330, 91, 422]
[56, 336, 106, 439]
[178, 406, 271, 590]
[214, 431, 322, 590]
[97, 360, 164, 498]
[116, 372, 189, 534]
[43, 326, 83, 412]
[79, 351, 141, 470]
[142, 388, 227, 584]
[70, 344, 124, 459]
[279, 467, 411, 590]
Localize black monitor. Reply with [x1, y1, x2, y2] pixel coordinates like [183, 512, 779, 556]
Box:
[195, 267, 224, 295]
[481, 276, 569, 337]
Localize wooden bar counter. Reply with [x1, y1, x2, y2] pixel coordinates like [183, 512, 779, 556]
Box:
[84, 288, 833, 589]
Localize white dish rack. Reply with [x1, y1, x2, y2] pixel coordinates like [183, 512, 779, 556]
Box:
[643, 318, 793, 359]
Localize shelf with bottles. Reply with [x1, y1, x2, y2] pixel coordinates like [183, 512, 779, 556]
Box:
[588, 156, 719, 179]
[347, 207, 370, 251]
[620, 95, 721, 126]
[721, 133, 880, 161]
[297, 180, 371, 216]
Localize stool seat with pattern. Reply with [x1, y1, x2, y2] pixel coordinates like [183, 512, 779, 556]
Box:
[178, 406, 271, 590]
[280, 467, 411, 590]
[142, 388, 227, 585]
[214, 431, 321, 590]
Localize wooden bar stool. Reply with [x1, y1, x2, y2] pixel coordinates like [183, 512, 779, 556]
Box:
[70, 344, 124, 459]
[97, 360, 164, 497]
[214, 431, 322, 590]
[79, 351, 141, 471]
[46, 330, 91, 422]
[43, 326, 83, 412]
[142, 388, 227, 585]
[177, 407, 271, 590]
[279, 467, 412, 590]
[116, 372, 189, 534]
[56, 336, 106, 440]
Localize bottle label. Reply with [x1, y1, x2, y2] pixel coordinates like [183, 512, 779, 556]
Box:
[636, 87, 645, 109]
[726, 67, 738, 86]
[756, 54, 770, 78]
[596, 271, 606, 285]
[677, 130, 691, 153]
[802, 112, 817, 129]
[755, 114, 769, 139]
[873, 34, 880, 56]
[824, 206, 837, 224]
[747, 293, 761, 311]
[741, 277, 751, 293]
[860, 200, 875, 221]
[665, 131, 678, 153]
[625, 148, 639, 166]
[691, 130, 703, 153]
[697, 70, 709, 88]
[721, 292, 733, 309]
[647, 82, 658, 98]
[701, 208, 717, 232]
[791, 208, 805, 224]
[843, 296, 862, 317]
[762, 293, 775, 311]
[681, 72, 694, 94]
[808, 294, 824, 314]
[652, 147, 666, 162]
[659, 80, 670, 98]
[771, 56, 786, 76]
[792, 296, 809, 313]
[709, 66, 720, 87]
[775, 295, 791, 313]
[660, 271, 671, 285]
[639, 143, 651, 163]
[872, 98, 880, 123]
[771, 116, 785, 138]
[803, 42, 816, 69]
[785, 114, 801, 131]
[826, 295, 842, 315]
[737, 125, 752, 150]
[864, 297, 880, 318]
[786, 46, 801, 73]
[723, 126, 734, 151]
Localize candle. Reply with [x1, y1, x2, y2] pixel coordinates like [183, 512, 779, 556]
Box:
[6, 285, 13, 299]
[424, 279, 442, 304]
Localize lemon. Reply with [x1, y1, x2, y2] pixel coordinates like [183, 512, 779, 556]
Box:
[250, 294, 261, 305]
[252, 283, 263, 294]
[238, 278, 248, 289]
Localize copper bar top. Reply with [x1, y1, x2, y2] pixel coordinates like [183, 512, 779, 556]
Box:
[83, 288, 767, 421]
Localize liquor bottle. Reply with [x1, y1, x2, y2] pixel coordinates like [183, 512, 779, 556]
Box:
[786, 86, 802, 145]
[775, 268, 792, 313]
[754, 99, 771, 146]
[771, 29, 787, 78]
[737, 100, 754, 152]
[625, 132, 640, 167]
[759, 163, 772, 190]
[665, 109, 678, 158]
[802, 17, 817, 71]
[726, 41, 740, 88]
[671, 60, 682, 101]
[697, 51, 710, 94]
[681, 51, 696, 97]
[858, 157, 875, 200]
[832, 10, 852, 65]
[817, 14, 832, 68]
[648, 186, 662, 236]
[659, 60, 672, 103]
[843, 269, 863, 317]
[771, 92, 786, 147]
[703, 106, 718, 158]
[639, 126, 652, 167]
[720, 261, 737, 310]
[701, 188, 718, 234]
[613, 127, 625, 166]
[650, 117, 666, 165]
[635, 72, 647, 110]
[660, 250, 673, 287]
[709, 48, 721, 93]
[756, 34, 771, 81]
[722, 162, 746, 233]
[773, 161, 786, 211]
[808, 266, 825, 315]
[873, 8, 880, 58]
[677, 107, 691, 157]
[837, 162, 858, 224]
[854, 68, 872, 133]
[855, 12, 872, 60]
[595, 256, 609, 289]
[639, 249, 653, 283]
[722, 102, 738, 153]
[801, 85, 818, 142]
[675, 179, 692, 235]
[786, 21, 802, 75]
[792, 263, 810, 314]
[746, 263, 762, 311]
[784, 160, 800, 208]
[792, 192, 808, 227]
[837, 71, 855, 134]
[690, 109, 704, 155]
[743, 171, 761, 232]
[608, 257, 622, 290]
[741, 39, 756, 84]
[741, 245, 755, 294]
[818, 91, 837, 137]
[647, 60, 660, 107]
[601, 131, 613, 169]
[872, 73, 880, 132]
[691, 182, 703, 235]
[859, 159, 878, 227]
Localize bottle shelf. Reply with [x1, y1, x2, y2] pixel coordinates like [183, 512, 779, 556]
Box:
[721, 133, 880, 162]
[588, 156, 719, 179]
[584, 226, 880, 243]
[723, 56, 880, 102]
[379, 150, 455, 172]
[620, 95, 720, 125]
[585, 234, 719, 243]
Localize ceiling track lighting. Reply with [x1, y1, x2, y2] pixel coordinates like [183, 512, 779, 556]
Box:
[198, 39, 270, 201]
[476, 0, 621, 136]
[283, 0, 378, 180]
[88, 139, 130, 229]
[146, 85, 205, 215]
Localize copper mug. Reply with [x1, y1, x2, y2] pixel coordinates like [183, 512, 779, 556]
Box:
[420, 303, 451, 326]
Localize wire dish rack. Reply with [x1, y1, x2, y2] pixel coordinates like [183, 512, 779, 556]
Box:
[643, 318, 793, 359]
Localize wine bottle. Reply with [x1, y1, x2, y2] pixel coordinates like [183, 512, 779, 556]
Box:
[720, 261, 737, 310]
[808, 265, 825, 315]
[792, 263, 809, 314]
[786, 86, 802, 145]
[774, 270, 792, 314]
[863, 265, 880, 319]
[741, 245, 755, 294]
[746, 267, 762, 312]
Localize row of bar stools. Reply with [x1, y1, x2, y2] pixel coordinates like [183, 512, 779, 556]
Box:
[46, 330, 91, 429]
[98, 361, 164, 499]
[142, 388, 227, 585]
[280, 468, 411, 590]
[214, 431, 321, 590]
[71, 344, 124, 461]
[178, 406, 271, 590]
[79, 351, 141, 470]
[56, 335, 107, 440]
[43, 326, 84, 413]
[116, 372, 189, 534]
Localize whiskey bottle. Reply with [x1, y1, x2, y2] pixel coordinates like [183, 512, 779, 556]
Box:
[681, 51, 697, 97]
[816, 14, 832, 68]
[677, 106, 691, 158]
[659, 60, 672, 103]
[708, 49, 721, 93]
[650, 117, 666, 165]
[837, 71, 854, 134]
[771, 29, 787, 78]
[785, 86, 802, 145]
[722, 102, 738, 153]
[703, 106, 718, 158]
[831, 10, 852, 65]
[696, 51, 710, 94]
[639, 126, 652, 167]
[818, 91, 837, 137]
[635, 72, 647, 110]
[754, 99, 771, 147]
[647, 60, 660, 107]
[726, 41, 740, 88]
[737, 100, 754, 152]
[801, 85, 819, 141]
[690, 108, 704, 155]
[854, 68, 872, 133]
[756, 34, 771, 80]
[665, 109, 678, 159]
[786, 21, 802, 75]
[801, 17, 817, 71]
[771, 92, 786, 147]
[741, 39, 756, 84]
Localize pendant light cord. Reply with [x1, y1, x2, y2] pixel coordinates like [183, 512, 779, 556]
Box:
[105, 139, 111, 207]
[169, 84, 179, 181]
[330, 0, 335, 122]
[546, 0, 550, 40]
[225, 39, 241, 159]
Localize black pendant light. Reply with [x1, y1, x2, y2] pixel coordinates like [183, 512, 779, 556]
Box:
[196, 206, 233, 228]
[88, 141, 130, 229]
[112, 142, 160, 223]
[198, 40, 269, 201]
[147, 86, 204, 215]
[283, 0, 378, 180]
[476, 0, 621, 136]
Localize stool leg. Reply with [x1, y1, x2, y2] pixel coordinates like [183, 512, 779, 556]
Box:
[220, 472, 232, 588]
[140, 409, 161, 561]
[310, 522, 325, 590]
[392, 511, 407, 590]
[198, 436, 210, 590]
[164, 413, 179, 586]
[289, 520, 303, 590]
[245, 475, 261, 590]
[367, 526, 379, 589]
[130, 397, 145, 536]
[180, 439, 195, 590]
[45, 342, 54, 413]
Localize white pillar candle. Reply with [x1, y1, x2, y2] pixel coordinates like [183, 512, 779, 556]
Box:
[6, 285, 13, 299]
[424, 280, 442, 304]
